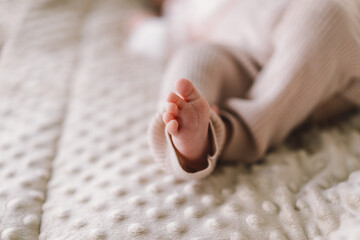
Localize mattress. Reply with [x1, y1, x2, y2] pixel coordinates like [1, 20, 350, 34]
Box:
[1, 0, 360, 239]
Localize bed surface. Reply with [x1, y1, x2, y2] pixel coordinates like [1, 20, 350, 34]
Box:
[1, 0, 360, 239]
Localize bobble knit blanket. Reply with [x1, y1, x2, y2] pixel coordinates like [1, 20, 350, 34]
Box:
[1, 0, 360, 239]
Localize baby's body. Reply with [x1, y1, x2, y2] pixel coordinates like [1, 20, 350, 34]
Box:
[132, 0, 360, 179]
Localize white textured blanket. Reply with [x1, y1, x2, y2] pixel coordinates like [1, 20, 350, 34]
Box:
[1, 0, 360, 239]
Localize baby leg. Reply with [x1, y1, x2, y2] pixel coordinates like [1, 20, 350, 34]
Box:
[157, 43, 253, 172]
[225, 0, 360, 162]
[158, 43, 252, 110]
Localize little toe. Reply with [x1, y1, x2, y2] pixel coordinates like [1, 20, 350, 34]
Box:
[167, 102, 179, 116]
[166, 119, 178, 135]
[175, 78, 200, 101]
[166, 92, 185, 109]
[163, 112, 175, 124]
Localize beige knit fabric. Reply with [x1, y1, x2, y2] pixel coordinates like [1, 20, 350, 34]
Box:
[149, 0, 360, 179]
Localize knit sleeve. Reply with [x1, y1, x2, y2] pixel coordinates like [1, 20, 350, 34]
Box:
[148, 109, 226, 180]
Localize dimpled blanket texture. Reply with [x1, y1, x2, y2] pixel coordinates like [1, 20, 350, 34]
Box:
[1, 0, 360, 240]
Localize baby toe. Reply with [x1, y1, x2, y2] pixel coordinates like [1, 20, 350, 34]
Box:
[166, 91, 185, 109]
[166, 119, 179, 135]
[167, 102, 179, 116]
[163, 112, 175, 124]
[175, 78, 200, 101]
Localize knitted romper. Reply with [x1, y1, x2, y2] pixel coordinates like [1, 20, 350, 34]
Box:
[148, 0, 360, 180]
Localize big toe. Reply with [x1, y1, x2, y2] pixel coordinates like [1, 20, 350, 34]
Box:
[175, 78, 200, 101]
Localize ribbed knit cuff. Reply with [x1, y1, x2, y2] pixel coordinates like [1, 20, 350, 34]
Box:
[220, 111, 246, 163]
[148, 109, 226, 180]
[342, 79, 360, 107]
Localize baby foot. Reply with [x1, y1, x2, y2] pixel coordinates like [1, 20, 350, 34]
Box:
[162, 79, 211, 171]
